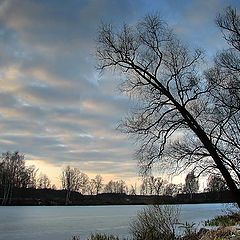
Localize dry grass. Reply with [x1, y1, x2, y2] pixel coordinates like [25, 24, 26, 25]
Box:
[199, 226, 239, 240]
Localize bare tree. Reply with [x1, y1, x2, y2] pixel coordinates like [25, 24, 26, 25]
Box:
[140, 176, 165, 195]
[140, 178, 148, 195]
[37, 173, 51, 189]
[88, 174, 103, 195]
[164, 183, 179, 196]
[206, 174, 228, 192]
[94, 174, 103, 194]
[184, 171, 199, 198]
[204, 7, 240, 185]
[87, 175, 103, 195]
[0, 152, 26, 205]
[153, 177, 165, 195]
[61, 165, 88, 204]
[103, 180, 114, 193]
[104, 180, 128, 194]
[25, 165, 38, 189]
[78, 172, 89, 194]
[12, 164, 38, 189]
[96, 10, 240, 206]
[129, 183, 137, 195]
[87, 179, 96, 195]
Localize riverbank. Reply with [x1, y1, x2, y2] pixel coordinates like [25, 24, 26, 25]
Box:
[82, 226, 240, 240]
[182, 208, 240, 240]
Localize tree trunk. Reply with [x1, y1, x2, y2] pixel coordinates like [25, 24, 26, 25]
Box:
[202, 139, 240, 207]
[2, 181, 11, 205]
[180, 106, 240, 207]
[65, 189, 71, 205]
[138, 70, 240, 207]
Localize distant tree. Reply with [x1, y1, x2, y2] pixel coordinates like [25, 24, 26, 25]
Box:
[37, 173, 51, 189]
[13, 164, 37, 189]
[103, 180, 114, 193]
[118, 180, 128, 194]
[96, 8, 240, 206]
[0, 151, 30, 205]
[61, 166, 87, 205]
[87, 179, 96, 195]
[164, 183, 178, 196]
[153, 177, 165, 195]
[94, 174, 103, 194]
[140, 176, 165, 195]
[147, 176, 156, 194]
[78, 172, 89, 194]
[25, 165, 38, 189]
[87, 175, 104, 195]
[104, 180, 128, 194]
[140, 178, 148, 195]
[129, 183, 137, 195]
[206, 174, 228, 192]
[176, 183, 184, 194]
[184, 171, 199, 198]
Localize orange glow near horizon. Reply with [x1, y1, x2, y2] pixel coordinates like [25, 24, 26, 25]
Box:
[26, 159, 186, 192]
[26, 159, 142, 190]
[26, 159, 62, 188]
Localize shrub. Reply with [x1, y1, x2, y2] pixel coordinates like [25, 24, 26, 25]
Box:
[178, 222, 198, 239]
[199, 227, 237, 240]
[129, 205, 180, 240]
[71, 236, 80, 240]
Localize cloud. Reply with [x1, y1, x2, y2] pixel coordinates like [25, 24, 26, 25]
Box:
[0, 0, 238, 185]
[163, 0, 239, 55]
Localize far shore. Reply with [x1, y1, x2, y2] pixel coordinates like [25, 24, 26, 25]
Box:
[1, 188, 236, 206]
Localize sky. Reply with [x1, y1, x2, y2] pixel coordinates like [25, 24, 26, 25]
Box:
[0, 0, 239, 187]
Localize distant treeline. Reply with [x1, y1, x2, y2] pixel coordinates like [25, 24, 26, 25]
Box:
[0, 187, 235, 206]
[0, 151, 229, 205]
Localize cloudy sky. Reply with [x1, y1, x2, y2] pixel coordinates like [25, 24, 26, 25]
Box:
[0, 0, 239, 186]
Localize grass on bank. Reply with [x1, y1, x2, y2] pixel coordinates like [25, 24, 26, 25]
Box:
[205, 212, 240, 227]
[205, 203, 240, 227]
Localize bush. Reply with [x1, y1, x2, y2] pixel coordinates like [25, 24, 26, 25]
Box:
[129, 205, 180, 240]
[71, 236, 80, 240]
[178, 222, 198, 240]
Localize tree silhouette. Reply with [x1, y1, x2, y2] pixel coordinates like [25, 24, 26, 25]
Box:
[96, 9, 240, 206]
[207, 174, 228, 192]
[61, 165, 87, 204]
[184, 171, 199, 199]
[0, 151, 36, 205]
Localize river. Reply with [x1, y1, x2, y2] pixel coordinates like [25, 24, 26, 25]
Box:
[0, 203, 228, 240]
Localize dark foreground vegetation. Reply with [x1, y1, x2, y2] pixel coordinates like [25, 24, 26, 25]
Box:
[0, 187, 236, 206]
